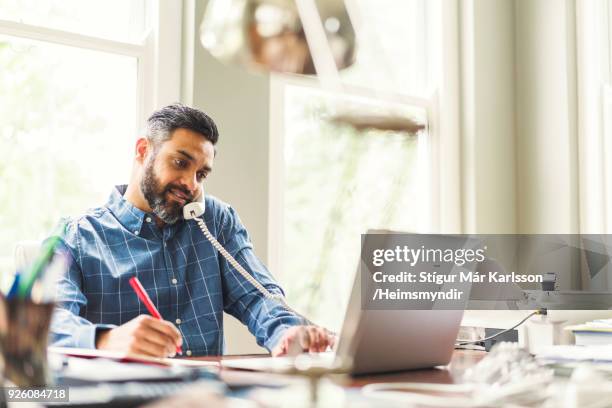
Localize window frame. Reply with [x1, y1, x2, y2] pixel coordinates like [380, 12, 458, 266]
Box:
[267, 74, 433, 281]
[0, 0, 182, 130]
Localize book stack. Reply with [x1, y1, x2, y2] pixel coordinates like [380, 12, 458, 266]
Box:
[568, 319, 612, 346]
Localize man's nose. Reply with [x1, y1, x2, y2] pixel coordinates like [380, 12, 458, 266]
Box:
[179, 173, 199, 197]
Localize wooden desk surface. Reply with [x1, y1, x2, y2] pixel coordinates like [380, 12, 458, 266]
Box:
[187, 349, 487, 388]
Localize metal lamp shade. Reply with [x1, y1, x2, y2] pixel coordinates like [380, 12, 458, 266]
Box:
[200, 0, 356, 75]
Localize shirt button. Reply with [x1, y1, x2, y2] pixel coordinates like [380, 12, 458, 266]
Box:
[171, 278, 178, 285]
[134, 230, 139, 235]
[186, 350, 192, 356]
[175, 318, 182, 325]
[146, 217, 152, 223]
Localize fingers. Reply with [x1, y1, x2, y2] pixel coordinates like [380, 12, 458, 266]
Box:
[141, 316, 182, 348]
[300, 326, 320, 352]
[288, 326, 334, 354]
[132, 337, 170, 357]
[311, 327, 329, 352]
[127, 316, 182, 357]
[134, 325, 177, 356]
[272, 326, 306, 357]
[272, 326, 336, 357]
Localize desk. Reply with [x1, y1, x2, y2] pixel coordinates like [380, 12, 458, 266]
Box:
[30, 349, 487, 407]
[187, 349, 486, 392]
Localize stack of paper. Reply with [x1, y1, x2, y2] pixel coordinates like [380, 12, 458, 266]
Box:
[537, 345, 612, 363]
[567, 319, 612, 346]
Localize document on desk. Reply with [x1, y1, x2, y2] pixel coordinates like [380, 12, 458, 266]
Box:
[55, 356, 195, 383]
[537, 345, 612, 363]
[48, 347, 219, 367]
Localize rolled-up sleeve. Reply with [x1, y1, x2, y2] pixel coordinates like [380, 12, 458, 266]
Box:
[216, 205, 303, 351]
[49, 220, 115, 349]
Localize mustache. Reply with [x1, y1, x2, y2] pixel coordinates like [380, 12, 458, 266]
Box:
[163, 184, 193, 202]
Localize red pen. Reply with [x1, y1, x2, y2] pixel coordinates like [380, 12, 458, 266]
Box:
[128, 276, 182, 355]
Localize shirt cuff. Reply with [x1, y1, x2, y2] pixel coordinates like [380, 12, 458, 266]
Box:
[264, 324, 293, 352]
[73, 323, 117, 349]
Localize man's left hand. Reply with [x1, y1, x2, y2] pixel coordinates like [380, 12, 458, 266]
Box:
[271, 325, 337, 357]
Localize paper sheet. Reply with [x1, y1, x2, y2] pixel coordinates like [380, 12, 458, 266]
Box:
[48, 346, 219, 367]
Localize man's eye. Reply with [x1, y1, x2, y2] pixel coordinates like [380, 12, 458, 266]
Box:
[197, 172, 208, 181]
[174, 159, 186, 168]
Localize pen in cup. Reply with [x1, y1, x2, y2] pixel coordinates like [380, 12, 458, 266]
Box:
[128, 276, 183, 355]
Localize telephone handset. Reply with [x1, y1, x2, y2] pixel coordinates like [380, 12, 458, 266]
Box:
[183, 200, 311, 326]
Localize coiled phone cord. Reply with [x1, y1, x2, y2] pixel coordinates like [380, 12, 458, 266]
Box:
[193, 216, 314, 327]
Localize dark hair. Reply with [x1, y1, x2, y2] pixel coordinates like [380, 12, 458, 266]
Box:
[145, 103, 219, 146]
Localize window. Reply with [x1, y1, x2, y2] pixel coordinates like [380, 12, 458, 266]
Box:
[0, 1, 181, 287]
[270, 0, 442, 330]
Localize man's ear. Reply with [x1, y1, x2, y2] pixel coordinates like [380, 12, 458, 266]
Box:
[135, 137, 149, 164]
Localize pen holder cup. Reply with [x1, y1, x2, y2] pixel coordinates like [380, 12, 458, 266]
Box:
[0, 296, 54, 387]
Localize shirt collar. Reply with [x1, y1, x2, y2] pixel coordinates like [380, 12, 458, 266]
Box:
[106, 185, 147, 235]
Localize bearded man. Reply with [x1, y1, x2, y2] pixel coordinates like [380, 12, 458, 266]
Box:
[49, 104, 334, 357]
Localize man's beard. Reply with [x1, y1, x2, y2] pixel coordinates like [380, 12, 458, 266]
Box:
[140, 158, 192, 225]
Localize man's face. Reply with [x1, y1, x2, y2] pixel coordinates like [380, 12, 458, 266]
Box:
[140, 128, 215, 224]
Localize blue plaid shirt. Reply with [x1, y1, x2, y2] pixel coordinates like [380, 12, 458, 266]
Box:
[49, 185, 301, 355]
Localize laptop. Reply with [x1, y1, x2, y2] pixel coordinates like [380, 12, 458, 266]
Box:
[224, 233, 476, 375]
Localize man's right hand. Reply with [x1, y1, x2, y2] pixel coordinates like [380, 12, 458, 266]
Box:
[96, 315, 182, 358]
